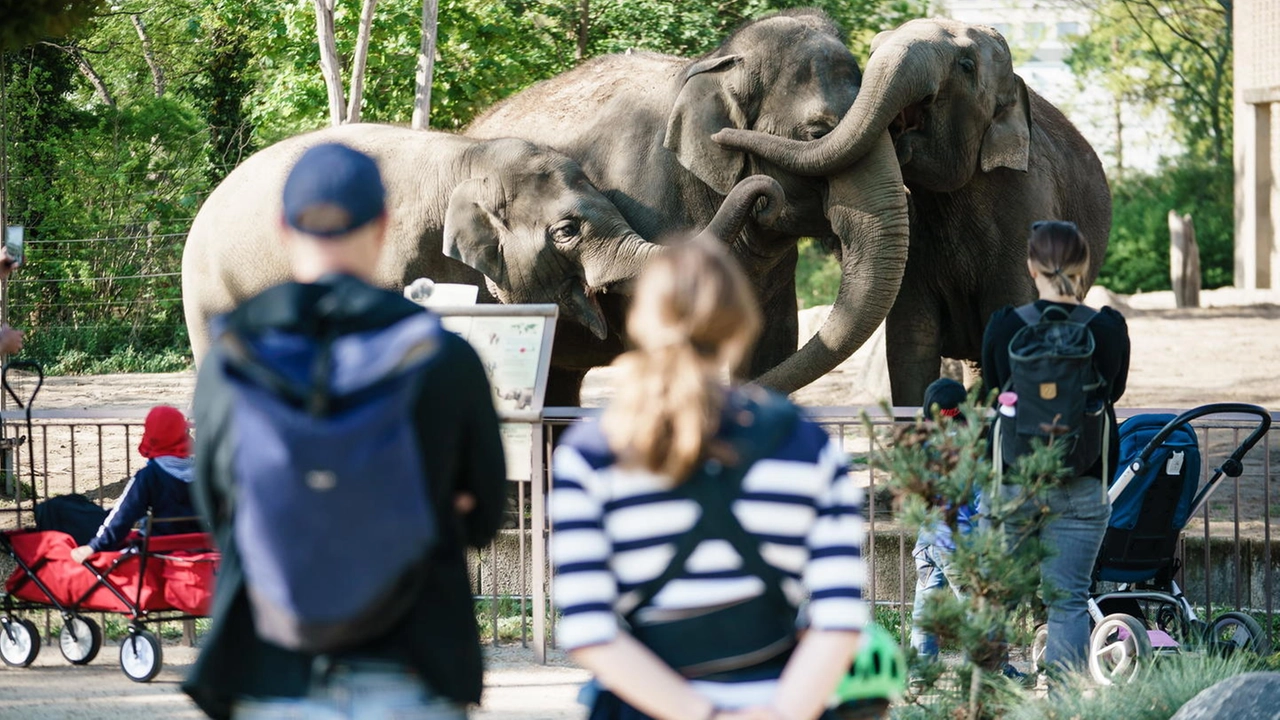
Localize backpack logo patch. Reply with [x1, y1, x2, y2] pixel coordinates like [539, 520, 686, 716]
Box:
[1039, 383, 1057, 400]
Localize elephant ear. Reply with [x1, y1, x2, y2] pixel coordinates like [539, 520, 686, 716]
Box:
[980, 74, 1032, 173]
[664, 54, 748, 195]
[443, 178, 508, 286]
[869, 29, 895, 55]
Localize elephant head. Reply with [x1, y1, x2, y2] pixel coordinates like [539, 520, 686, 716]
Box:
[443, 140, 784, 340]
[664, 11, 910, 391]
[712, 18, 1031, 193]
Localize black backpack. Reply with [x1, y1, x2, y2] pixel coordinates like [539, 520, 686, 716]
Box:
[217, 311, 444, 653]
[995, 303, 1109, 478]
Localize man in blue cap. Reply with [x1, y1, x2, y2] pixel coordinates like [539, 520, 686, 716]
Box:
[184, 143, 508, 719]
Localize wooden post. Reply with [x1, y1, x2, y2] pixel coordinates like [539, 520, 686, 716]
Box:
[1169, 210, 1201, 308]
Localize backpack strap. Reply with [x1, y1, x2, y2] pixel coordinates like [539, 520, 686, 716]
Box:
[619, 393, 799, 618]
[1014, 303, 1042, 327]
[1014, 302, 1098, 327]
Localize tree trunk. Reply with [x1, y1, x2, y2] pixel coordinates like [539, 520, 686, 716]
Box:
[346, 0, 379, 123]
[43, 43, 115, 107]
[131, 14, 165, 98]
[312, 0, 346, 126]
[411, 0, 439, 130]
[1169, 210, 1200, 309]
[576, 0, 589, 61]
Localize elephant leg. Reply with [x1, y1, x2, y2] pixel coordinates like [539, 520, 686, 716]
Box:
[885, 292, 943, 407]
[545, 366, 589, 408]
[745, 250, 800, 379]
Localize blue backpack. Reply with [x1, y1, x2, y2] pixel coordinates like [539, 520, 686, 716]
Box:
[218, 312, 443, 653]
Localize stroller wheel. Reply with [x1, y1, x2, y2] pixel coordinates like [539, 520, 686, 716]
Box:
[119, 629, 163, 682]
[1088, 613, 1151, 685]
[1029, 624, 1049, 674]
[0, 617, 41, 667]
[59, 615, 103, 665]
[1207, 612, 1272, 655]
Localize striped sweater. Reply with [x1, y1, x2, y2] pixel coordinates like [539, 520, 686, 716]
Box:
[550, 398, 868, 703]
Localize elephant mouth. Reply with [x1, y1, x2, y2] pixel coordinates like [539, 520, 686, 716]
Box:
[888, 94, 934, 164]
[560, 278, 609, 341]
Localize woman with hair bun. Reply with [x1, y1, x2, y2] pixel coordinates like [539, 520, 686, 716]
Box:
[551, 238, 867, 720]
[981, 220, 1131, 675]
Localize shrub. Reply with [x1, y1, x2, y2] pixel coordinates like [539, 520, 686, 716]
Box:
[1098, 159, 1234, 294]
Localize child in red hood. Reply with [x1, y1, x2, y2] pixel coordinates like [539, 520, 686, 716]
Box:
[70, 405, 201, 563]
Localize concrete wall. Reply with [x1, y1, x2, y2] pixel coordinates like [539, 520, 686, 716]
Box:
[474, 528, 1280, 621]
[1234, 0, 1280, 289]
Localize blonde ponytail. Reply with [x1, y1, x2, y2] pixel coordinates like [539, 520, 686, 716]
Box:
[602, 239, 761, 482]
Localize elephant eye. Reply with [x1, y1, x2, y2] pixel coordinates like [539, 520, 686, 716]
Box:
[800, 123, 833, 141]
[958, 57, 976, 75]
[551, 219, 581, 244]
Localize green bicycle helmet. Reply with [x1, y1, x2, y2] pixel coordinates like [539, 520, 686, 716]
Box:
[833, 623, 906, 719]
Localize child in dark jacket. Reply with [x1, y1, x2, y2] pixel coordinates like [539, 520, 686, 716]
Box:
[69, 405, 199, 563]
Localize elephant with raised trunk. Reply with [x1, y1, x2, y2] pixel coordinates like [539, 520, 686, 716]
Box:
[468, 9, 910, 399]
[182, 124, 781, 384]
[715, 17, 1112, 404]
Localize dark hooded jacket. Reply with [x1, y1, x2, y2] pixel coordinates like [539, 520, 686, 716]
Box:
[182, 274, 507, 719]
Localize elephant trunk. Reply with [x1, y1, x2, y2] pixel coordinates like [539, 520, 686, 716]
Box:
[582, 231, 663, 291]
[753, 133, 909, 393]
[712, 40, 938, 176]
[696, 175, 785, 244]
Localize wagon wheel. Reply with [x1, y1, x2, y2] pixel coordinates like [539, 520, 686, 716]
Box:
[1087, 613, 1152, 685]
[119, 629, 163, 682]
[0, 617, 41, 667]
[59, 615, 103, 665]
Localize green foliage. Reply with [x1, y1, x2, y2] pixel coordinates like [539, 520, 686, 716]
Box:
[1097, 159, 1233, 293]
[867, 394, 1066, 719]
[796, 237, 841, 309]
[2, 0, 931, 374]
[1068, 0, 1232, 165]
[0, 0, 104, 51]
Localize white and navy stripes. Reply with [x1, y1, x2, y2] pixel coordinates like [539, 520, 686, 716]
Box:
[550, 413, 869, 663]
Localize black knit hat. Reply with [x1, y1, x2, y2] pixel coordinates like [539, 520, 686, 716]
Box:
[923, 378, 966, 421]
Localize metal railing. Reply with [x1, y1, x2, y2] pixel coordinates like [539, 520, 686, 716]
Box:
[2, 405, 1276, 661]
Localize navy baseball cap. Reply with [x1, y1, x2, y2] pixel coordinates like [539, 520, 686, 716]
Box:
[282, 143, 386, 238]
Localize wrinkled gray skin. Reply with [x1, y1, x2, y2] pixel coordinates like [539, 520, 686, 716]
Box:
[715, 18, 1111, 404]
[468, 10, 910, 403]
[183, 125, 781, 376]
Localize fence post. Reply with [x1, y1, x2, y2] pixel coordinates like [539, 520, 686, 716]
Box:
[1169, 210, 1201, 309]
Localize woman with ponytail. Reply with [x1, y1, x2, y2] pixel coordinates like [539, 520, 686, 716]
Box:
[980, 220, 1131, 676]
[551, 239, 867, 720]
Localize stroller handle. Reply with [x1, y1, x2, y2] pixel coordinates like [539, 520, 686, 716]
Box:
[2, 360, 44, 410]
[1109, 403, 1272, 506]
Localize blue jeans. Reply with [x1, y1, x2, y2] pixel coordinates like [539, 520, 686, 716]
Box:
[231, 664, 467, 720]
[910, 541, 963, 657]
[1006, 475, 1111, 671]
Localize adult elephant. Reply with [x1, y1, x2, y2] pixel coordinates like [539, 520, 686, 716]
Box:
[183, 124, 781, 375]
[713, 18, 1112, 404]
[468, 9, 910, 398]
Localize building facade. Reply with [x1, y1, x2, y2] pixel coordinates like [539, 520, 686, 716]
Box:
[1234, 0, 1280, 289]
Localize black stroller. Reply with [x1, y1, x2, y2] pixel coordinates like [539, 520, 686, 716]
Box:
[1030, 403, 1273, 684]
